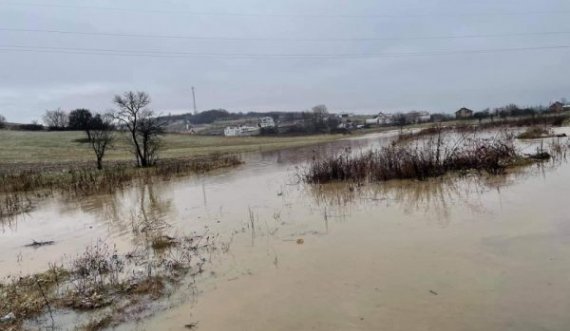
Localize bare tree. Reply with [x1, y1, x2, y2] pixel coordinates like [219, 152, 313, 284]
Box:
[43, 108, 68, 130]
[135, 113, 165, 166]
[311, 104, 329, 132]
[311, 104, 328, 115]
[393, 113, 408, 133]
[0, 114, 6, 129]
[86, 113, 115, 170]
[113, 91, 164, 167]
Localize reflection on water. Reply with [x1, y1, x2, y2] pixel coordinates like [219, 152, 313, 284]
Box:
[308, 169, 533, 228]
[2, 130, 570, 330]
[309, 178, 483, 228]
[0, 130, 567, 277]
[141, 144, 570, 331]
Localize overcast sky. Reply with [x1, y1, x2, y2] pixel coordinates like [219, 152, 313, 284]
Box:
[1, 0, 569, 123]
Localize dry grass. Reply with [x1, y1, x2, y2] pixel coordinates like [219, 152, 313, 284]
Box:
[303, 132, 550, 184]
[151, 236, 178, 251]
[0, 192, 35, 220]
[517, 126, 556, 139]
[396, 126, 454, 142]
[0, 129, 342, 165]
[0, 154, 242, 195]
[83, 315, 113, 331]
[126, 276, 165, 298]
[0, 265, 69, 329]
[397, 115, 570, 140]
[0, 154, 242, 221]
[459, 114, 570, 130]
[0, 233, 213, 329]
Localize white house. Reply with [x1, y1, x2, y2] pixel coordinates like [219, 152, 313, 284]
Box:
[258, 116, 276, 128]
[417, 111, 431, 122]
[224, 127, 240, 136]
[224, 125, 260, 137]
[366, 113, 393, 126]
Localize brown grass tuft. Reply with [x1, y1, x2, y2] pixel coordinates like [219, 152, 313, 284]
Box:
[303, 133, 549, 184]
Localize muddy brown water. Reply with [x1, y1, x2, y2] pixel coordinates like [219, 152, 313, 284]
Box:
[4, 129, 570, 330]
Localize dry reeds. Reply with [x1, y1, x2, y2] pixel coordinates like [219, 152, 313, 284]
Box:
[516, 126, 567, 140]
[304, 132, 541, 184]
[0, 154, 242, 196]
[0, 232, 215, 329]
[0, 154, 242, 221]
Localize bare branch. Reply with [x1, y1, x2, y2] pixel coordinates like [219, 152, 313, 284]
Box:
[112, 91, 163, 167]
[43, 108, 68, 130]
[86, 113, 115, 170]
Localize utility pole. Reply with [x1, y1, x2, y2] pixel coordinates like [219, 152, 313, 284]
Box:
[191, 86, 197, 115]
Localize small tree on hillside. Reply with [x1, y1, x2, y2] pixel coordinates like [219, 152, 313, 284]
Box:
[86, 113, 114, 170]
[393, 113, 408, 132]
[113, 91, 165, 167]
[311, 104, 329, 132]
[69, 109, 93, 132]
[0, 114, 6, 129]
[43, 108, 68, 130]
[473, 110, 490, 123]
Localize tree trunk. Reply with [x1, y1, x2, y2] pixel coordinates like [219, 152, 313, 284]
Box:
[97, 157, 103, 170]
[130, 130, 145, 167]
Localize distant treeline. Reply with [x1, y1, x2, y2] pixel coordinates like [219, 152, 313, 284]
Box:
[161, 109, 302, 125]
[3, 101, 567, 132]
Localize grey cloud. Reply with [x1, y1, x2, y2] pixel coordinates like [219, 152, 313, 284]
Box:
[0, 0, 569, 122]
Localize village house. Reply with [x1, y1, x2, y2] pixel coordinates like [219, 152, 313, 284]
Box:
[455, 107, 474, 119]
[258, 116, 276, 128]
[225, 116, 276, 136]
[337, 113, 350, 124]
[334, 113, 352, 129]
[405, 111, 431, 124]
[417, 111, 431, 122]
[549, 101, 565, 113]
[365, 112, 393, 126]
[224, 125, 260, 137]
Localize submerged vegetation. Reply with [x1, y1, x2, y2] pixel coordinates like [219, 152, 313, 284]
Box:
[0, 235, 215, 330]
[0, 154, 242, 195]
[516, 126, 566, 140]
[398, 115, 570, 142]
[466, 114, 569, 130]
[517, 127, 551, 139]
[0, 154, 242, 221]
[304, 129, 565, 184]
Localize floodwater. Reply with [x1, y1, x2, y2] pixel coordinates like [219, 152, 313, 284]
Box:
[3, 129, 570, 330]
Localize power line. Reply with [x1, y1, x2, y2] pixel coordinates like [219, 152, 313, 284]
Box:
[0, 44, 569, 59]
[2, 27, 570, 43]
[2, 2, 569, 19]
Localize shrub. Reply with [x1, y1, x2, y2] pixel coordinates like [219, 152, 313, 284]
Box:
[18, 123, 44, 131]
[303, 133, 534, 184]
[517, 127, 551, 139]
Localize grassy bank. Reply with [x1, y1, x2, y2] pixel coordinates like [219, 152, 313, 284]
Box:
[0, 155, 242, 220]
[0, 130, 345, 166]
[0, 154, 242, 195]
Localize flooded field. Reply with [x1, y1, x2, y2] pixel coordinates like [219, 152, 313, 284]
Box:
[3, 129, 570, 330]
